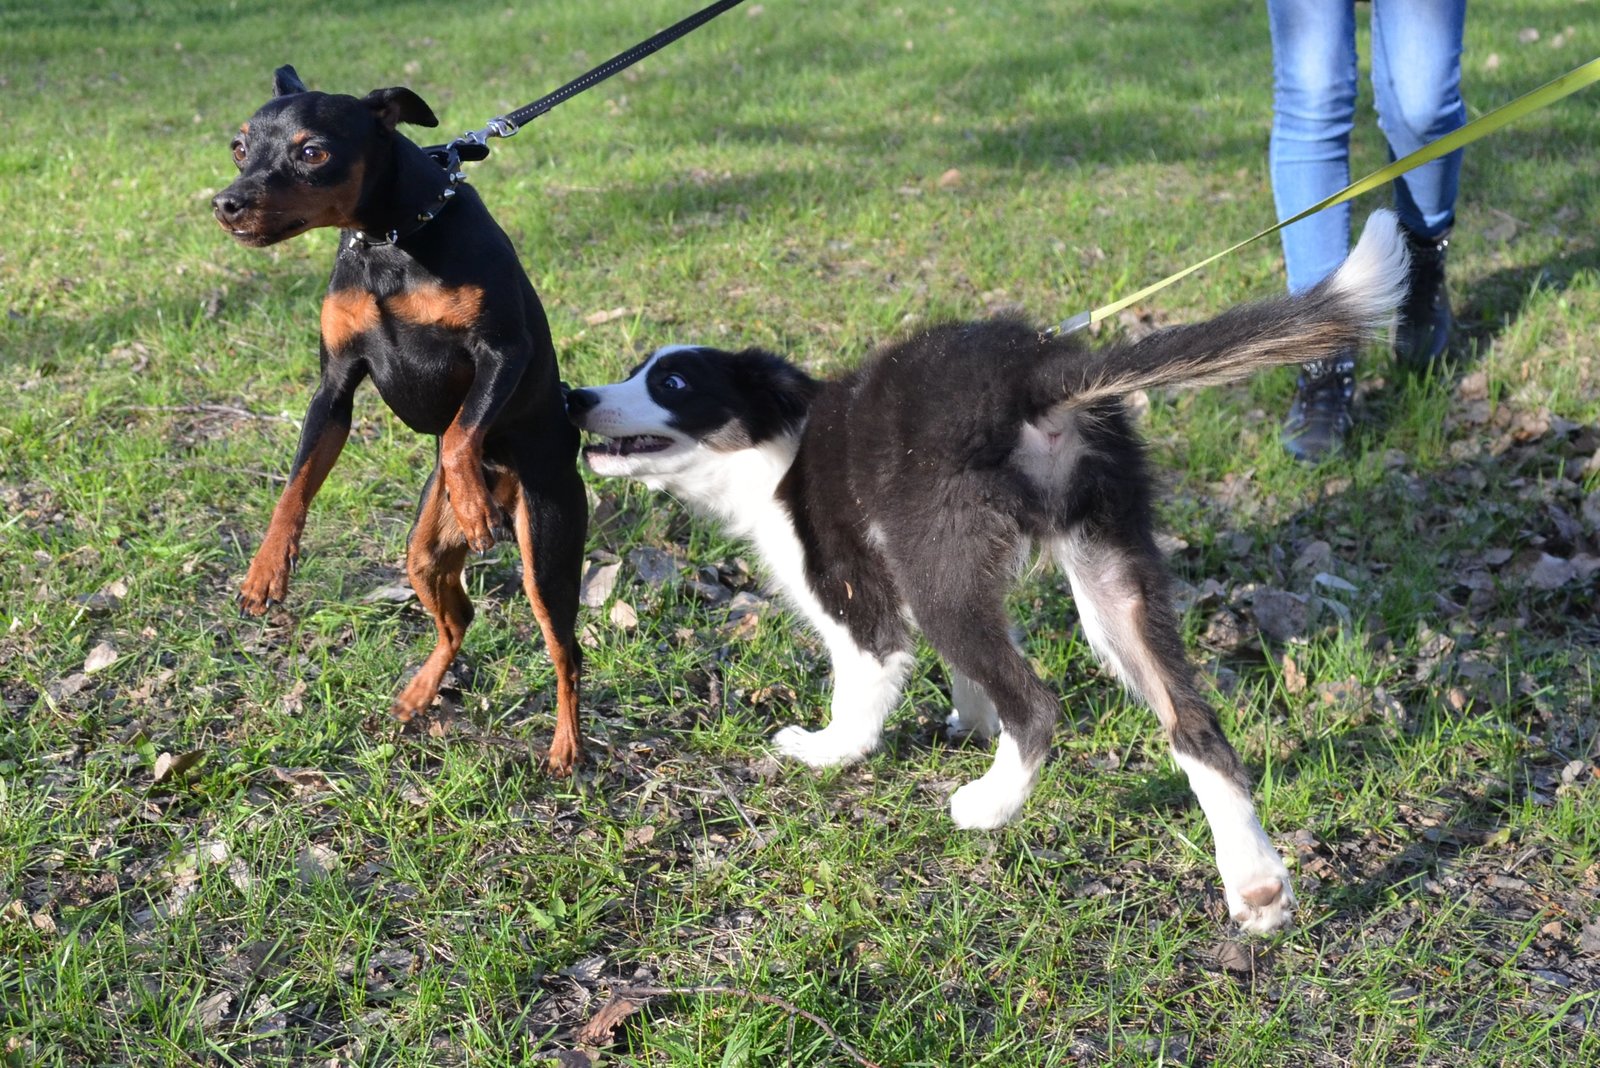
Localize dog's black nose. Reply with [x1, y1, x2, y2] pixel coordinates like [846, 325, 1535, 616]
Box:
[212, 191, 246, 225]
[565, 388, 599, 421]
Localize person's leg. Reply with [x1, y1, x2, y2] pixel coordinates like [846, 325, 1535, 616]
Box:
[1268, 0, 1362, 460]
[1372, 0, 1467, 369]
[1268, 0, 1358, 294]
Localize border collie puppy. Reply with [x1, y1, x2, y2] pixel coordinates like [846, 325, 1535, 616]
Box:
[568, 211, 1408, 934]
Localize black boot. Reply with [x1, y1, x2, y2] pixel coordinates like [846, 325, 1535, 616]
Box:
[1394, 228, 1452, 372]
[1281, 350, 1356, 462]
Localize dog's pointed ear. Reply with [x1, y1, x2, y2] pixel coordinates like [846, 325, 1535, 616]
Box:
[273, 65, 307, 96]
[735, 349, 819, 429]
[361, 87, 440, 131]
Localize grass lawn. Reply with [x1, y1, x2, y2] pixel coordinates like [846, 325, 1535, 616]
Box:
[3, 1, 1598, 1064]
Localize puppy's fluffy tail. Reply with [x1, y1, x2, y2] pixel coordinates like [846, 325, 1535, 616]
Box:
[1043, 209, 1410, 408]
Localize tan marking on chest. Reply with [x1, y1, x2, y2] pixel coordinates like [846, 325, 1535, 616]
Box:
[387, 284, 485, 331]
[320, 289, 380, 350]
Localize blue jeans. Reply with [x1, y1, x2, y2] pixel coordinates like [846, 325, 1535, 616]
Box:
[1268, 0, 1466, 293]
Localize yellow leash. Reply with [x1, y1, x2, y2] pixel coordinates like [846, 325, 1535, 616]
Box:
[1050, 56, 1600, 335]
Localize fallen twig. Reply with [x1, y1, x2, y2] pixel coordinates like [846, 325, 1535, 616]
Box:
[581, 983, 881, 1068]
[708, 767, 766, 847]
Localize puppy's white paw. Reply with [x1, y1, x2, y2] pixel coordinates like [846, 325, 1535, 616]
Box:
[949, 775, 1026, 830]
[1221, 843, 1297, 935]
[945, 707, 999, 741]
[772, 724, 874, 768]
[947, 674, 1000, 741]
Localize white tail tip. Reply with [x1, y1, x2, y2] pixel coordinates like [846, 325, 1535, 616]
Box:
[1326, 208, 1411, 327]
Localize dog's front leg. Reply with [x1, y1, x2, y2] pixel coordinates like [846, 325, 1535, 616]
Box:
[772, 619, 914, 767]
[239, 361, 362, 613]
[438, 349, 526, 552]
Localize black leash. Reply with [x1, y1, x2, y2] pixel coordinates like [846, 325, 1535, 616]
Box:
[425, 0, 747, 168]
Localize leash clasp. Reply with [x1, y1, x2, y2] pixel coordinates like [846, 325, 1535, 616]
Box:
[483, 116, 519, 139]
[451, 116, 520, 163]
[1047, 310, 1092, 338]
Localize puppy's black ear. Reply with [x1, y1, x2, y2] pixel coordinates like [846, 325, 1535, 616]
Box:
[734, 349, 819, 431]
[361, 87, 440, 131]
[273, 65, 307, 96]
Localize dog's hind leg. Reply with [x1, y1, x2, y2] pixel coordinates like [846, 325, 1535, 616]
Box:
[393, 466, 473, 721]
[509, 453, 588, 775]
[904, 571, 1058, 830]
[1056, 526, 1295, 935]
[947, 670, 1002, 741]
[946, 616, 1028, 741]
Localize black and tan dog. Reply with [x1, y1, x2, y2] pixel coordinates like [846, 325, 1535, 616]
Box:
[213, 66, 587, 772]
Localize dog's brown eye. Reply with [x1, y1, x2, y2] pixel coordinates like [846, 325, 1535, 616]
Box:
[300, 145, 330, 165]
[660, 373, 688, 391]
[231, 141, 247, 165]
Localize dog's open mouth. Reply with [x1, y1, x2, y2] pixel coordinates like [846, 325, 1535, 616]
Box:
[584, 434, 674, 458]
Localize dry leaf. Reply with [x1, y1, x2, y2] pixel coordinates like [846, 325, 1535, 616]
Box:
[75, 581, 127, 617]
[561, 955, 608, 982]
[193, 989, 234, 1031]
[583, 306, 630, 326]
[1213, 939, 1261, 975]
[83, 642, 118, 674]
[362, 583, 415, 603]
[627, 546, 678, 585]
[1522, 553, 1576, 591]
[272, 766, 333, 796]
[152, 749, 206, 785]
[578, 994, 647, 1046]
[719, 612, 760, 641]
[297, 844, 339, 885]
[1291, 540, 1334, 574]
[1312, 572, 1358, 594]
[1281, 654, 1307, 696]
[1201, 608, 1249, 652]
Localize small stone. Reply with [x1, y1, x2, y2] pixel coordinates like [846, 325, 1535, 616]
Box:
[1251, 589, 1310, 642]
[579, 561, 621, 607]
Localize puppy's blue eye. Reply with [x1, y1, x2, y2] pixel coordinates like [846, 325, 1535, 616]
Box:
[660, 373, 688, 391]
